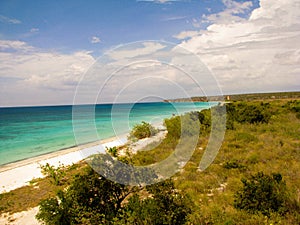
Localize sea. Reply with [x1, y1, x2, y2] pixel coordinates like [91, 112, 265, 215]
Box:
[0, 102, 216, 166]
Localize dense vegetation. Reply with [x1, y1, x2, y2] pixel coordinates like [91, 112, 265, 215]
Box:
[165, 91, 300, 102]
[0, 99, 299, 224]
[36, 166, 190, 224]
[129, 121, 158, 140]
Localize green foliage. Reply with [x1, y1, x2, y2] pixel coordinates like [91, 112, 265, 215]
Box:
[129, 121, 158, 140]
[198, 109, 212, 134]
[164, 115, 181, 140]
[107, 146, 118, 157]
[227, 102, 272, 124]
[40, 163, 65, 186]
[115, 179, 191, 225]
[223, 160, 247, 170]
[36, 166, 191, 225]
[234, 172, 290, 216]
[164, 111, 203, 141]
[285, 100, 300, 119]
[90, 153, 158, 186]
[2, 99, 300, 224]
[36, 166, 131, 224]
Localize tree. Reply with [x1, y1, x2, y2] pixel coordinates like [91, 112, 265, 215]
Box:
[37, 165, 191, 225]
[114, 179, 192, 225]
[234, 172, 289, 216]
[36, 166, 132, 224]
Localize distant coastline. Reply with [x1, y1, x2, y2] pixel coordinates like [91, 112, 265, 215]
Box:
[164, 91, 300, 102]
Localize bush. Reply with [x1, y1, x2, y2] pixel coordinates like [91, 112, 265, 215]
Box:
[129, 121, 158, 140]
[164, 111, 203, 140]
[285, 100, 300, 119]
[36, 166, 191, 225]
[40, 163, 65, 186]
[107, 146, 118, 157]
[117, 179, 192, 225]
[36, 167, 131, 224]
[164, 116, 181, 140]
[227, 102, 272, 124]
[223, 160, 247, 170]
[234, 172, 290, 216]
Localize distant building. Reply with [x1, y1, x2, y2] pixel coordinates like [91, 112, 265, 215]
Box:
[226, 96, 230, 101]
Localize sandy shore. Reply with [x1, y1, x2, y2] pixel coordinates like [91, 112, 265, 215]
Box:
[0, 123, 166, 193]
[0, 207, 40, 225]
[0, 135, 127, 194]
[0, 124, 167, 225]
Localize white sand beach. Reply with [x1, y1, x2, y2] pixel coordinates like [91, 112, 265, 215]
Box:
[0, 125, 167, 225]
[0, 136, 127, 194]
[0, 123, 166, 194]
[0, 207, 40, 225]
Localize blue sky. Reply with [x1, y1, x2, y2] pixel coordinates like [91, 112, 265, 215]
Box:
[0, 0, 258, 55]
[0, 0, 299, 106]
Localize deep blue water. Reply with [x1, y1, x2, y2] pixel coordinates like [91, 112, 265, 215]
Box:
[0, 102, 215, 165]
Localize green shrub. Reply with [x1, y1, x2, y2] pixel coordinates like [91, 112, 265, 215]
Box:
[223, 160, 247, 170]
[36, 167, 131, 224]
[285, 100, 300, 119]
[129, 121, 158, 140]
[164, 115, 181, 140]
[227, 102, 272, 124]
[118, 179, 192, 225]
[40, 163, 65, 186]
[107, 146, 118, 157]
[234, 172, 290, 216]
[36, 167, 191, 225]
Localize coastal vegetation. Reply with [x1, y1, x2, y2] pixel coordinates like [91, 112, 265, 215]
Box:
[129, 121, 158, 140]
[0, 98, 299, 224]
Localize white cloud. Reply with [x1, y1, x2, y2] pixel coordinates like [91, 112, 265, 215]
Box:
[176, 0, 300, 94]
[136, 0, 184, 4]
[73, 40, 216, 104]
[174, 30, 202, 40]
[91, 36, 101, 44]
[30, 28, 39, 33]
[0, 40, 95, 106]
[0, 40, 34, 51]
[107, 42, 167, 61]
[162, 15, 187, 21]
[201, 0, 253, 25]
[0, 15, 21, 24]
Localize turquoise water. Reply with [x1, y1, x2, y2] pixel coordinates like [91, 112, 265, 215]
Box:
[0, 102, 215, 166]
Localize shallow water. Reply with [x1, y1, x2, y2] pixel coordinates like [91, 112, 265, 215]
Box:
[0, 102, 216, 165]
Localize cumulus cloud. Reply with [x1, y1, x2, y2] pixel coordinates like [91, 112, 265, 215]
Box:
[0, 40, 34, 51]
[201, 0, 253, 25]
[91, 36, 101, 44]
[176, 0, 300, 93]
[0, 40, 95, 106]
[73, 41, 216, 105]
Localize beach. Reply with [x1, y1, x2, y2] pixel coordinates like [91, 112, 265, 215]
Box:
[0, 138, 125, 225]
[0, 123, 167, 193]
[0, 127, 167, 225]
[0, 136, 127, 194]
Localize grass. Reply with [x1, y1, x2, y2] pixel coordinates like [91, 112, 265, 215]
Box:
[0, 161, 88, 214]
[0, 98, 299, 224]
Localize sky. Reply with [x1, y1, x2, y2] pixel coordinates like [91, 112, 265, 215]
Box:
[0, 0, 299, 106]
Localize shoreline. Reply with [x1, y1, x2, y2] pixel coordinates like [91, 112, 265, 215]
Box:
[0, 135, 125, 173]
[0, 121, 165, 194]
[0, 135, 127, 193]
